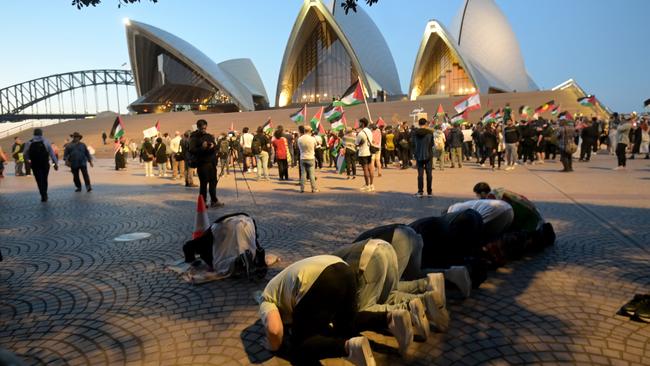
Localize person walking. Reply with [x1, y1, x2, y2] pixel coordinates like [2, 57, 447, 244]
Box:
[614, 115, 633, 170]
[297, 125, 319, 193]
[63, 131, 93, 193]
[558, 119, 576, 172]
[272, 127, 289, 180]
[189, 119, 223, 208]
[23, 129, 59, 202]
[0, 146, 7, 178]
[412, 118, 434, 198]
[253, 126, 271, 181]
[101, 131, 107, 145]
[479, 123, 498, 169]
[356, 118, 375, 192]
[579, 120, 598, 162]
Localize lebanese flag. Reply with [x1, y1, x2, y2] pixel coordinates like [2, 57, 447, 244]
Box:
[454, 93, 481, 113]
[334, 80, 364, 107]
[376, 117, 386, 128]
[310, 107, 324, 131]
[578, 95, 596, 107]
[192, 195, 210, 239]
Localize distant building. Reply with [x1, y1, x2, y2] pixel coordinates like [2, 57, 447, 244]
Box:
[410, 0, 538, 100]
[276, 0, 402, 107]
[124, 19, 268, 114]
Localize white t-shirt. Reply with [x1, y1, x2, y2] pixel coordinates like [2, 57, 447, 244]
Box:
[447, 199, 513, 224]
[356, 127, 373, 157]
[170, 136, 182, 153]
[259, 255, 345, 326]
[462, 129, 473, 142]
[240, 133, 254, 148]
[297, 134, 317, 160]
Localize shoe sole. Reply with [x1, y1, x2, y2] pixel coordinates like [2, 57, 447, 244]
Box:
[409, 299, 430, 341]
[424, 294, 450, 332]
[428, 273, 446, 307]
[390, 310, 413, 356]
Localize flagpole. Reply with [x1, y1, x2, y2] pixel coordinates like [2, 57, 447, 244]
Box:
[357, 76, 374, 124]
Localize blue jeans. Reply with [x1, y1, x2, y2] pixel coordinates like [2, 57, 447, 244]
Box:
[300, 159, 317, 192]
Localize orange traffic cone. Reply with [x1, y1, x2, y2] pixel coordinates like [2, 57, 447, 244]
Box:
[192, 195, 210, 239]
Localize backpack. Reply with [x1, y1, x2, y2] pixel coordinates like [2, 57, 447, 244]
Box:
[28, 140, 49, 165]
[251, 136, 262, 155]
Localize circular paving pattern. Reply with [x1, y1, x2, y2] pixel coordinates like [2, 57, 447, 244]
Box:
[1, 156, 649, 365]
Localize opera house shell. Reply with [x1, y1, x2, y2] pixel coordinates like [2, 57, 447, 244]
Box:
[410, 0, 538, 100]
[276, 0, 402, 107]
[125, 19, 269, 113]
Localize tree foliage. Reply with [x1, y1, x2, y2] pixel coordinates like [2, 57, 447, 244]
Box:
[72, 0, 377, 12]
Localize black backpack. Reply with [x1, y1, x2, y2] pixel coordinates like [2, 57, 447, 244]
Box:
[28, 141, 49, 165]
[251, 136, 262, 155]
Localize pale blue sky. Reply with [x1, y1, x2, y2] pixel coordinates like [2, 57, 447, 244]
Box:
[0, 0, 648, 112]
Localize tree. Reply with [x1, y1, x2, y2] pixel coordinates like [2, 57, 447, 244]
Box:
[72, 0, 377, 12]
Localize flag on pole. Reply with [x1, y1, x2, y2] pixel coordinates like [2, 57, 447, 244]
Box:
[551, 104, 561, 116]
[155, 120, 161, 131]
[331, 120, 345, 132]
[454, 93, 481, 113]
[481, 109, 494, 124]
[376, 117, 385, 128]
[113, 141, 121, 155]
[559, 111, 574, 121]
[109, 116, 125, 139]
[290, 105, 307, 123]
[577, 95, 596, 107]
[324, 104, 344, 122]
[336, 153, 347, 174]
[333, 80, 364, 107]
[262, 120, 273, 134]
[451, 111, 467, 125]
[310, 107, 324, 131]
[535, 100, 556, 114]
[519, 105, 534, 119]
[192, 195, 210, 239]
[436, 104, 445, 118]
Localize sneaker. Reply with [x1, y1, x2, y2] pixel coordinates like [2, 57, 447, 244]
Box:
[75, 187, 82, 192]
[423, 291, 449, 332]
[613, 166, 625, 170]
[388, 309, 413, 356]
[414, 192, 424, 198]
[312, 189, 320, 193]
[426, 273, 447, 307]
[444, 266, 472, 298]
[210, 201, 225, 209]
[360, 185, 370, 191]
[409, 298, 430, 341]
[636, 299, 650, 323]
[426, 193, 434, 199]
[621, 294, 650, 316]
[346, 336, 376, 366]
[86, 186, 92, 193]
[369, 184, 375, 192]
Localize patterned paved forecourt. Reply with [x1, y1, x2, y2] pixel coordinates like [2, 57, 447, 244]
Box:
[1, 153, 649, 366]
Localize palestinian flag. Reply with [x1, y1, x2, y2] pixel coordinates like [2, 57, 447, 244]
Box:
[481, 109, 494, 124]
[331, 120, 345, 132]
[324, 104, 344, 122]
[454, 93, 481, 113]
[310, 107, 324, 131]
[578, 95, 596, 107]
[551, 105, 561, 116]
[436, 104, 445, 117]
[262, 120, 273, 134]
[451, 111, 467, 125]
[109, 116, 125, 139]
[290, 105, 307, 123]
[336, 153, 347, 174]
[519, 105, 534, 119]
[559, 111, 574, 121]
[535, 100, 555, 114]
[376, 117, 385, 128]
[333, 80, 364, 107]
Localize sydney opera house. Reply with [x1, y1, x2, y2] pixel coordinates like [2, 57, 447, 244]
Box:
[123, 0, 607, 116]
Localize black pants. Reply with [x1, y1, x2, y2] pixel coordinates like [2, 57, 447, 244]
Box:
[197, 162, 218, 204]
[183, 229, 214, 267]
[24, 161, 32, 175]
[399, 148, 410, 168]
[72, 166, 91, 189]
[290, 262, 387, 365]
[345, 150, 357, 176]
[480, 148, 497, 167]
[545, 143, 557, 160]
[580, 140, 594, 161]
[560, 150, 573, 171]
[616, 143, 627, 167]
[277, 159, 289, 180]
[463, 141, 473, 160]
[521, 143, 534, 162]
[32, 164, 50, 201]
[416, 159, 432, 194]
